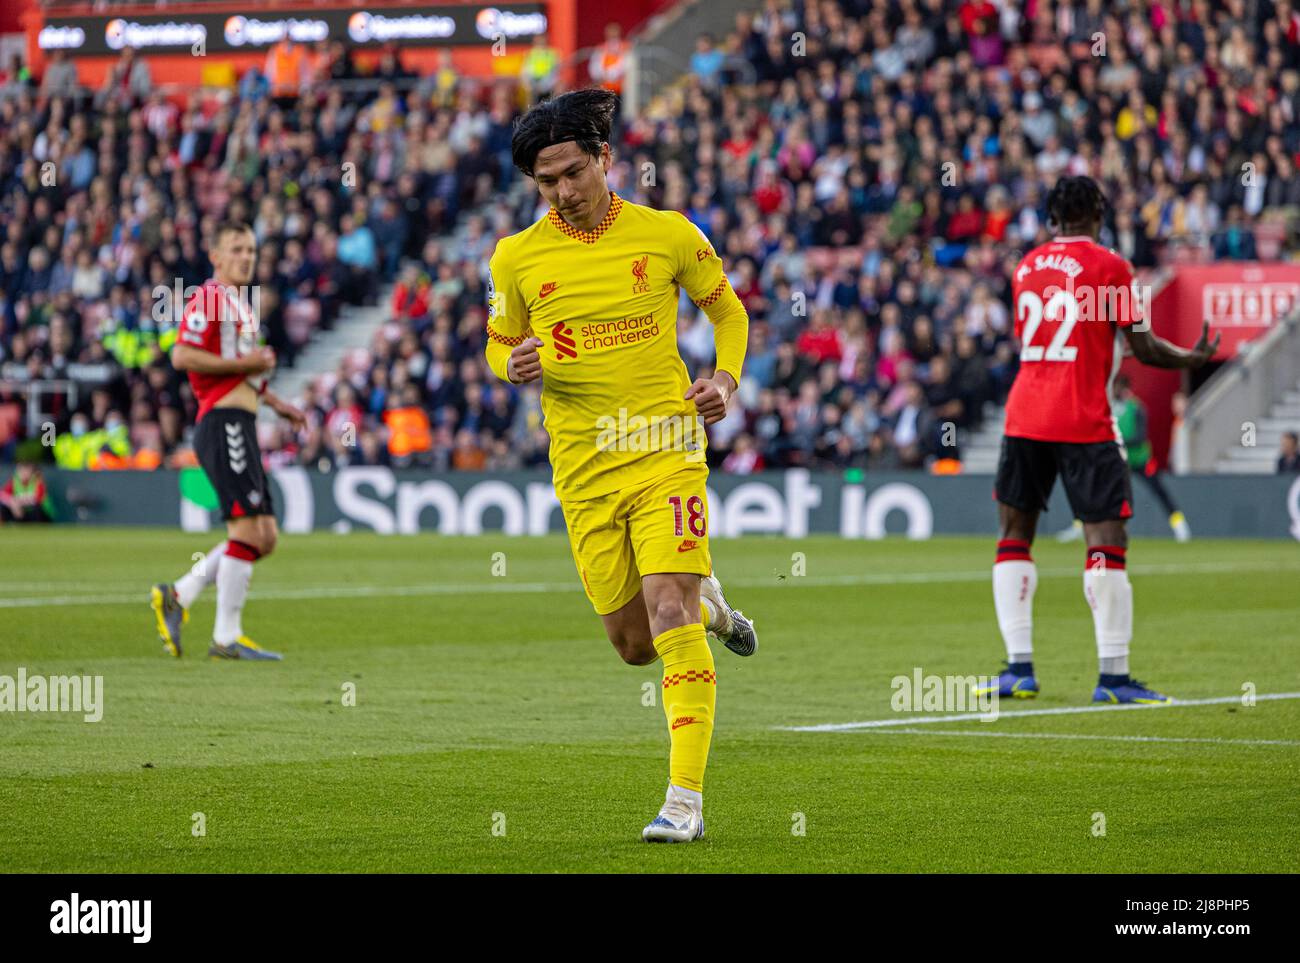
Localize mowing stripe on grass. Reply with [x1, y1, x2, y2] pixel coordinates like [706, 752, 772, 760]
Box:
[865, 728, 1300, 747]
[777, 692, 1300, 732]
[2, 559, 1297, 608]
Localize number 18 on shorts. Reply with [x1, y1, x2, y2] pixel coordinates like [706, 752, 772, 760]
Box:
[562, 466, 713, 616]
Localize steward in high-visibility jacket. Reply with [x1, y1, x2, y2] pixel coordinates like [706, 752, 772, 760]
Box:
[383, 406, 433, 459]
[85, 422, 132, 470]
[54, 427, 95, 469]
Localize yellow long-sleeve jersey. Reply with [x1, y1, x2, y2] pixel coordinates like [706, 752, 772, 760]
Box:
[485, 191, 748, 502]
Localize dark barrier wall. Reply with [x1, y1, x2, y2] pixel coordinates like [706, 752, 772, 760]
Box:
[35, 468, 1300, 540]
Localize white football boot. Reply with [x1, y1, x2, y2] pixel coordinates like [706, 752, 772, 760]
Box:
[700, 573, 757, 657]
[641, 783, 705, 843]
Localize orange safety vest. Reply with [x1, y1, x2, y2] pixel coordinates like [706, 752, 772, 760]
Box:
[595, 43, 627, 90]
[384, 407, 433, 457]
[269, 44, 304, 94]
[88, 451, 131, 471]
[132, 448, 163, 470]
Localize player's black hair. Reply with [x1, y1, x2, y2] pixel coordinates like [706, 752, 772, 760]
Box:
[1045, 175, 1107, 232]
[510, 88, 618, 179]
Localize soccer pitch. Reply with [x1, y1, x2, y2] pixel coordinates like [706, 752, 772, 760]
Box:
[2, 528, 1297, 873]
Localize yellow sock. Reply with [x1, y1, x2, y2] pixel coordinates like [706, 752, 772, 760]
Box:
[699, 600, 712, 629]
[653, 623, 716, 793]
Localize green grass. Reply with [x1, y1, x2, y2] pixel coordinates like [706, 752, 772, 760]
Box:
[1, 528, 1297, 872]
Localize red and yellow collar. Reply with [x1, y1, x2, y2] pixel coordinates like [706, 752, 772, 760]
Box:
[548, 192, 624, 244]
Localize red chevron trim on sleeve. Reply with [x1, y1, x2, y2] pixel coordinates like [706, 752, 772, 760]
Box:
[487, 324, 526, 347]
[693, 279, 730, 309]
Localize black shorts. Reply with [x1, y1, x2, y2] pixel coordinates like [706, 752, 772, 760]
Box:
[194, 408, 274, 521]
[994, 435, 1133, 523]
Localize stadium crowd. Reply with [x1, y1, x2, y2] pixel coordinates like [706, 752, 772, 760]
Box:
[3, 0, 1300, 477]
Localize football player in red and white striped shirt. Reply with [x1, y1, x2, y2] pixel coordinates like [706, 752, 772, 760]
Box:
[980, 177, 1218, 705]
[150, 222, 306, 661]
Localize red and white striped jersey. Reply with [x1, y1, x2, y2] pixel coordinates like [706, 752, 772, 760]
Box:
[178, 278, 264, 421]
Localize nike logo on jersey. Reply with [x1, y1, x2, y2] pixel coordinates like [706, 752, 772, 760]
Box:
[538, 282, 559, 299]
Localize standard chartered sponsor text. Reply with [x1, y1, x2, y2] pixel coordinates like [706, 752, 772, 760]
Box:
[580, 314, 659, 350]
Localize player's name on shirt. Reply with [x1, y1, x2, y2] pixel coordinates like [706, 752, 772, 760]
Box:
[1015, 261, 1151, 327]
[1026, 252, 1085, 278]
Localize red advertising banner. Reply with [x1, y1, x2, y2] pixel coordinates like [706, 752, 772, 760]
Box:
[1123, 263, 1300, 470]
[1188, 265, 1300, 358]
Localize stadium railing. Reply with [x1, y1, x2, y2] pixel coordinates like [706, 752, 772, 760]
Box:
[0, 377, 94, 439]
[1178, 306, 1300, 472]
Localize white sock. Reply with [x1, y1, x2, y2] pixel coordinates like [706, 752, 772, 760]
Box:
[670, 784, 703, 809]
[1083, 548, 1132, 676]
[214, 551, 254, 645]
[173, 541, 227, 610]
[993, 543, 1036, 663]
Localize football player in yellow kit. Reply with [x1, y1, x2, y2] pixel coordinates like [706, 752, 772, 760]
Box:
[484, 89, 756, 843]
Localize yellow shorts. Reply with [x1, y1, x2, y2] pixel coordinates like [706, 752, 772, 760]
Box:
[562, 465, 713, 615]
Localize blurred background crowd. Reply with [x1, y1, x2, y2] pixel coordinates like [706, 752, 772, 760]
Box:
[3, 0, 1300, 478]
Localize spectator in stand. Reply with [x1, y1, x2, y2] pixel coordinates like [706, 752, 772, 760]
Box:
[522, 34, 560, 103]
[691, 34, 727, 89]
[1279, 432, 1300, 473]
[1, 54, 32, 96]
[337, 213, 378, 304]
[452, 427, 487, 471]
[325, 383, 364, 459]
[96, 47, 151, 111]
[723, 432, 764, 474]
[0, 459, 51, 523]
[796, 309, 843, 365]
[7, 0, 1297, 479]
[960, 0, 1003, 67]
[1214, 205, 1259, 260]
[947, 193, 986, 244]
[40, 50, 78, 100]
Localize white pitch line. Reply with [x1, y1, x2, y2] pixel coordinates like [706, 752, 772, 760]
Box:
[0, 580, 580, 609]
[1, 559, 1296, 609]
[862, 728, 1300, 748]
[778, 692, 1300, 732]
